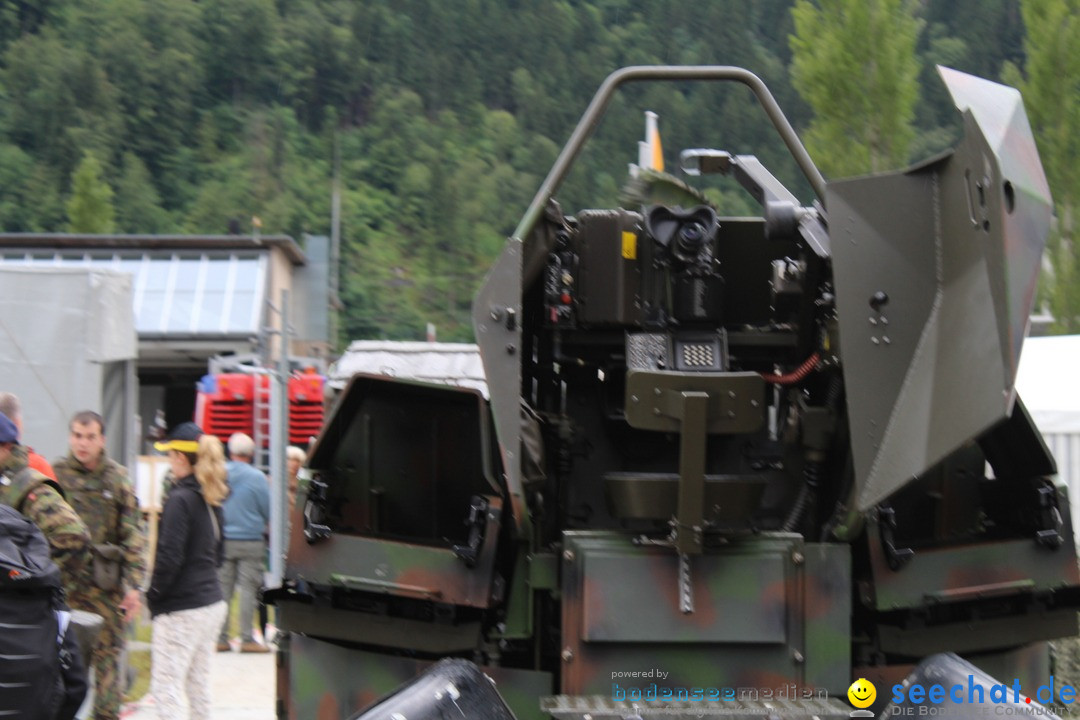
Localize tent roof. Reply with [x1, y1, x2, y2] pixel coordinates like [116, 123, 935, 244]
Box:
[329, 341, 487, 396]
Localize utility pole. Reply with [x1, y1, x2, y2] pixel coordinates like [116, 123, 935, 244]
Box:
[330, 132, 342, 349]
[265, 289, 290, 589]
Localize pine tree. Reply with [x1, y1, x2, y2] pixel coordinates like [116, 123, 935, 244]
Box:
[115, 153, 169, 233]
[66, 151, 116, 234]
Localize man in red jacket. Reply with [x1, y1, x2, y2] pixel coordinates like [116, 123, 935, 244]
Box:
[0, 392, 56, 480]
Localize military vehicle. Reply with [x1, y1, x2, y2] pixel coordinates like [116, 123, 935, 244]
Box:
[271, 66, 1080, 719]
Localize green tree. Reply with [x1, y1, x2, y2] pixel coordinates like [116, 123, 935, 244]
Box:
[789, 0, 924, 177]
[115, 152, 169, 232]
[0, 144, 36, 230]
[66, 151, 116, 233]
[1003, 0, 1080, 332]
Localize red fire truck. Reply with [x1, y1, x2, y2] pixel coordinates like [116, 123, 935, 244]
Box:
[194, 356, 327, 463]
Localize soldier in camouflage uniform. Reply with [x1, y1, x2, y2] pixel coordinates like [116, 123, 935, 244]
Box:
[54, 410, 147, 720]
[0, 410, 91, 592]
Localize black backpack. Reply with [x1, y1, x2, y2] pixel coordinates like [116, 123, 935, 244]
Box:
[0, 503, 77, 720]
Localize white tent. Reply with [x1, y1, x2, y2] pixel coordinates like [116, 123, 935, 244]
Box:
[1016, 334, 1080, 532]
[0, 267, 138, 465]
[329, 341, 486, 396]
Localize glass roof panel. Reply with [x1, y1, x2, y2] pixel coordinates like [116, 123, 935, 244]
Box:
[0, 251, 266, 335]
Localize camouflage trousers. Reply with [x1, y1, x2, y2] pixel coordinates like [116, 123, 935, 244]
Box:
[68, 589, 126, 720]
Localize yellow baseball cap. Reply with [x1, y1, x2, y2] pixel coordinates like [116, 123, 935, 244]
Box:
[154, 421, 204, 453]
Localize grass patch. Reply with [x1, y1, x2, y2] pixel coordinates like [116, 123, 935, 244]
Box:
[124, 612, 153, 703]
[124, 646, 151, 703]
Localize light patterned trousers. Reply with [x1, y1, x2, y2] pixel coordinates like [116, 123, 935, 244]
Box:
[150, 600, 228, 720]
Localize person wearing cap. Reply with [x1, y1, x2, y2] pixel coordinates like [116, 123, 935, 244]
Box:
[146, 422, 229, 720]
[0, 410, 92, 591]
[53, 410, 147, 720]
[217, 432, 271, 653]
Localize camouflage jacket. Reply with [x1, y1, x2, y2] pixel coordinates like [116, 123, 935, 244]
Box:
[0, 444, 92, 589]
[53, 450, 147, 592]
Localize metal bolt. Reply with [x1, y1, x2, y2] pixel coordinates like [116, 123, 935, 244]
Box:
[869, 317, 878, 326]
[882, 336, 891, 345]
[751, 399, 759, 408]
[653, 408, 661, 415]
[792, 551, 804, 565]
[871, 337, 880, 345]
[654, 387, 662, 395]
[727, 410, 736, 418]
[792, 650, 805, 664]
[561, 648, 574, 663]
[630, 395, 639, 403]
[562, 549, 575, 562]
[490, 308, 501, 321]
[506, 344, 516, 355]
[728, 390, 736, 399]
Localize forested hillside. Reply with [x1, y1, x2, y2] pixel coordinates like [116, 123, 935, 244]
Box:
[0, 0, 1047, 340]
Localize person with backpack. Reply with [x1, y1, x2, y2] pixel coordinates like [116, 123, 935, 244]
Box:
[0, 411, 91, 719]
[0, 411, 91, 595]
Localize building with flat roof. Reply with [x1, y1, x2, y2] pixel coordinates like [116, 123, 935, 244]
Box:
[0, 233, 332, 444]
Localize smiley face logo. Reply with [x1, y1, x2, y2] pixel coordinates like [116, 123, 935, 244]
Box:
[848, 678, 876, 709]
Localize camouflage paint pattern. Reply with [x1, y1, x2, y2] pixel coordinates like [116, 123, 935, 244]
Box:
[560, 532, 850, 696]
[277, 633, 551, 720]
[865, 491, 1080, 613]
[287, 496, 503, 609]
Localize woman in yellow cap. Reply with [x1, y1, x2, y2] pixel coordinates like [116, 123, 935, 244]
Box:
[145, 422, 229, 719]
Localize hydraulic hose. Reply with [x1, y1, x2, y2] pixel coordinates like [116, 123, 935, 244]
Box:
[762, 352, 820, 385]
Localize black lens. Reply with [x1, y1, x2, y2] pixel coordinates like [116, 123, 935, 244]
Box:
[676, 223, 706, 253]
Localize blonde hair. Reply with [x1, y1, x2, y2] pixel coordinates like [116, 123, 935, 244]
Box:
[286, 446, 306, 463]
[194, 434, 229, 506]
